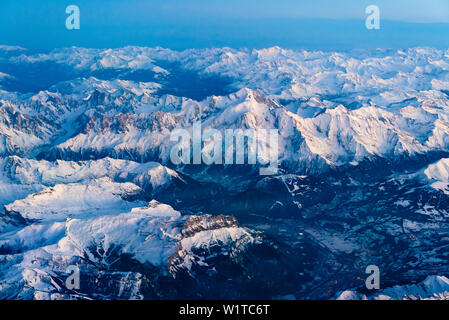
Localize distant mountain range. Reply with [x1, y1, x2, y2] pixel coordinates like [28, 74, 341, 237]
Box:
[4, 18, 449, 51]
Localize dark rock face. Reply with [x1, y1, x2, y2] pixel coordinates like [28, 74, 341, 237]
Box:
[180, 214, 239, 237]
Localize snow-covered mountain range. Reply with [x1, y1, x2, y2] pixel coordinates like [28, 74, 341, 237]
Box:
[1, 45, 449, 299]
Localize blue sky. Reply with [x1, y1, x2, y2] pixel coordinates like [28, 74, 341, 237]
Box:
[1, 0, 449, 50]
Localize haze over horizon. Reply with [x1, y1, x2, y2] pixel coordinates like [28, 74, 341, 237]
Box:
[2, 0, 449, 51]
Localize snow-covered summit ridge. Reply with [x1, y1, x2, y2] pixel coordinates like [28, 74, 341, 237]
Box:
[2, 46, 449, 172]
[337, 276, 449, 300]
[11, 46, 449, 102]
[0, 198, 257, 299]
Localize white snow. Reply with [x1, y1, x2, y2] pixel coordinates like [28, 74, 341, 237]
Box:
[5, 177, 145, 221]
[337, 276, 449, 300]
